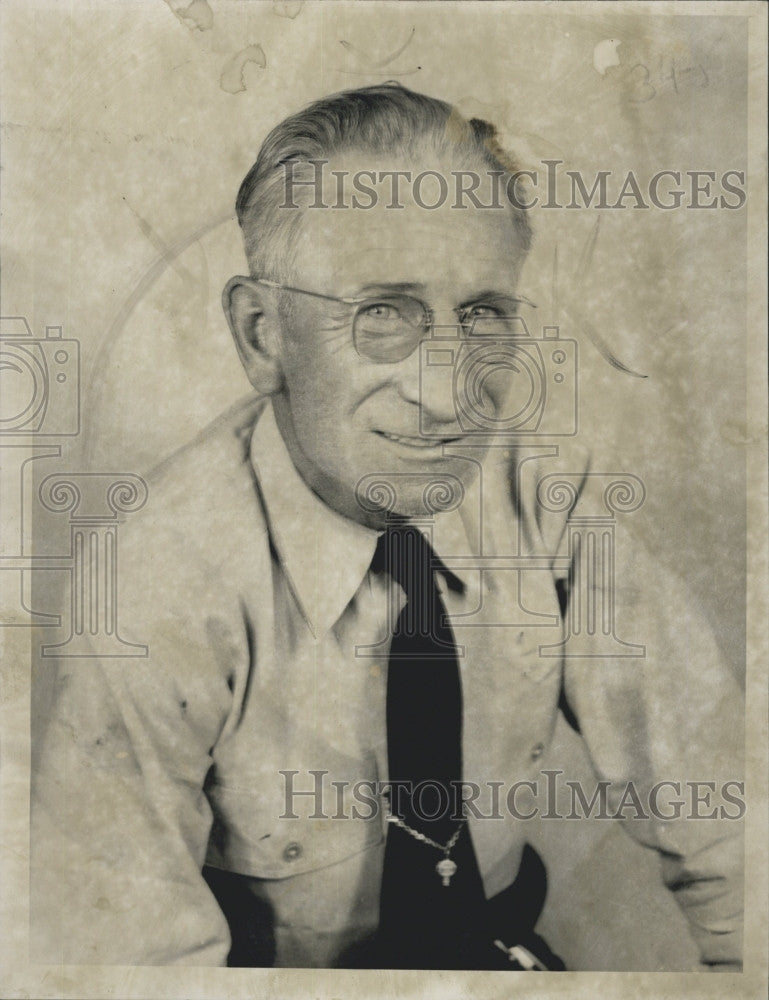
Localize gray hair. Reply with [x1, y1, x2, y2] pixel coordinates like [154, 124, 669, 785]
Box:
[236, 82, 532, 279]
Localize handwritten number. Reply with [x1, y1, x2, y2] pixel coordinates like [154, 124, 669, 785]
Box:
[627, 63, 656, 104]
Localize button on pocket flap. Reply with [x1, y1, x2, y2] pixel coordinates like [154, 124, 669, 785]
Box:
[206, 782, 383, 880]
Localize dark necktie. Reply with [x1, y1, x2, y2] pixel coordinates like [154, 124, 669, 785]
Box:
[373, 523, 489, 969]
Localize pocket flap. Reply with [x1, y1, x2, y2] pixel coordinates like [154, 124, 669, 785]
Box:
[206, 781, 384, 880]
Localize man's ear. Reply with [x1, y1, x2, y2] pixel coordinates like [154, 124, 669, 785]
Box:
[222, 275, 284, 395]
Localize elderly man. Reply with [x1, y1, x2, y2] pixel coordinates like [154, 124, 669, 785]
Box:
[32, 83, 743, 971]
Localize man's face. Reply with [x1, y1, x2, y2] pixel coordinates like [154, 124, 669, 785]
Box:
[269, 155, 529, 527]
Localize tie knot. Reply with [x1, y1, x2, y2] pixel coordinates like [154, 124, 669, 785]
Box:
[372, 525, 433, 601]
[372, 524, 464, 601]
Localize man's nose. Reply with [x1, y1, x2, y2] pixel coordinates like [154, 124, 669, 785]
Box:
[392, 321, 462, 426]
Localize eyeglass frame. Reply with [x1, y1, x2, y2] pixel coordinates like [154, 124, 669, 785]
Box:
[253, 277, 538, 363]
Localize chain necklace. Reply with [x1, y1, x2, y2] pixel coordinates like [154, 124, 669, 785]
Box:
[385, 811, 466, 887]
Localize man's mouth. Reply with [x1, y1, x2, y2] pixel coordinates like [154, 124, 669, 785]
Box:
[375, 430, 464, 449]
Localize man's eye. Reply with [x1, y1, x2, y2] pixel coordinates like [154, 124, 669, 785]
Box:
[465, 304, 503, 319]
[360, 302, 401, 323]
[462, 303, 512, 336]
[464, 302, 510, 320]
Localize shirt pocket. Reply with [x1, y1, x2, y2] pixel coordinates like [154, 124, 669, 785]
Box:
[509, 567, 565, 685]
[508, 625, 563, 685]
[204, 779, 384, 880]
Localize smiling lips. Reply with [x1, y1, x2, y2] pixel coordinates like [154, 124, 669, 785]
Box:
[376, 430, 463, 449]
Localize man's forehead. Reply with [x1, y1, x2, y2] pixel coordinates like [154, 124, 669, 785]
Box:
[286, 155, 525, 294]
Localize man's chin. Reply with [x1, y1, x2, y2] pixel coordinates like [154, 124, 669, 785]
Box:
[352, 474, 469, 524]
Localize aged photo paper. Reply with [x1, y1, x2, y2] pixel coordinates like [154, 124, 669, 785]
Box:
[1, 1, 767, 998]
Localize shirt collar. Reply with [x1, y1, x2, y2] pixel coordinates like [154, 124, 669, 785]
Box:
[250, 402, 380, 637]
[249, 402, 481, 635]
[427, 470, 482, 583]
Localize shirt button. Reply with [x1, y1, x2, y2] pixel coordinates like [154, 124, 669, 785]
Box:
[283, 842, 303, 862]
[530, 742, 545, 761]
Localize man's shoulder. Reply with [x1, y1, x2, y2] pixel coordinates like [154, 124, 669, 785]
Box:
[148, 393, 265, 497]
[507, 439, 592, 556]
[121, 394, 269, 570]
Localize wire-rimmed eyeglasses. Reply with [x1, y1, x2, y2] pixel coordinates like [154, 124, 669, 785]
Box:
[255, 277, 537, 364]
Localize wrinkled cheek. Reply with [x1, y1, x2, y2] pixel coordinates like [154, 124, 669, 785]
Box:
[293, 402, 335, 456]
[482, 367, 516, 405]
[453, 363, 514, 428]
[495, 367, 535, 420]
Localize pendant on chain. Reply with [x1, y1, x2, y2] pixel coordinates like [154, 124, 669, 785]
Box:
[436, 857, 457, 887]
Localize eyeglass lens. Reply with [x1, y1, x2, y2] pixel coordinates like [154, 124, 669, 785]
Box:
[352, 294, 530, 363]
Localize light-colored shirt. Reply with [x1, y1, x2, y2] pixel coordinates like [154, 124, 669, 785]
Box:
[31, 396, 743, 968]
